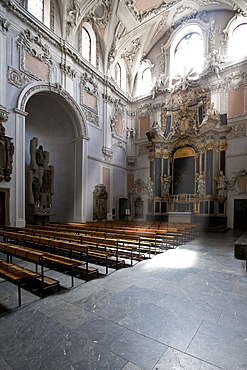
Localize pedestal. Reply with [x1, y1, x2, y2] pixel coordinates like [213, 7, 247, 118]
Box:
[32, 213, 56, 226]
[168, 212, 193, 224]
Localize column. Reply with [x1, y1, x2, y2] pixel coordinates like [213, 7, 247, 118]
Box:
[74, 135, 89, 222]
[14, 109, 28, 227]
[219, 144, 226, 173]
[206, 149, 213, 195]
[154, 153, 161, 197]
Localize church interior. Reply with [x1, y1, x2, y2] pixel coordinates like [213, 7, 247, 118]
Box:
[0, 0, 247, 369]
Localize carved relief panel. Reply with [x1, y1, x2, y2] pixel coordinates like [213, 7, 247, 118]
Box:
[0, 106, 14, 183]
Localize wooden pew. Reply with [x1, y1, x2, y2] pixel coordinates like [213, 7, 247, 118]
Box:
[1, 242, 60, 297]
[0, 259, 41, 307]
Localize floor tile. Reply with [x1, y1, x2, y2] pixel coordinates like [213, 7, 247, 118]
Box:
[109, 330, 167, 370]
[187, 320, 247, 370]
[119, 301, 202, 352]
[154, 347, 223, 370]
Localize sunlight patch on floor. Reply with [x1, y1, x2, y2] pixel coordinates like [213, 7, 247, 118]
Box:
[141, 249, 197, 271]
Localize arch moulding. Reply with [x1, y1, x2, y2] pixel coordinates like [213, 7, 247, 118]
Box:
[16, 81, 89, 138]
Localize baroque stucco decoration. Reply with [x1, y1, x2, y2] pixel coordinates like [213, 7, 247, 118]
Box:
[16, 28, 53, 81]
[228, 169, 247, 194]
[80, 72, 99, 125]
[7, 66, 33, 88]
[87, 0, 111, 30]
[0, 15, 10, 34]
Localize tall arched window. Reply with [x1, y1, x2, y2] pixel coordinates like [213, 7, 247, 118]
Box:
[81, 27, 91, 62]
[174, 32, 203, 76]
[25, 0, 50, 27]
[26, 0, 44, 22]
[114, 60, 127, 92]
[229, 23, 247, 61]
[80, 23, 97, 67]
[116, 63, 121, 87]
[136, 60, 152, 97]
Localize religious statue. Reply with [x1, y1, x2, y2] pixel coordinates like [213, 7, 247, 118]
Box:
[161, 174, 171, 197]
[93, 183, 108, 220]
[200, 102, 221, 128]
[147, 121, 164, 140]
[215, 171, 228, 197]
[196, 172, 206, 196]
[147, 177, 154, 199]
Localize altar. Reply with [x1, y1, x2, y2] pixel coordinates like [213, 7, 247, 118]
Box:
[168, 212, 193, 224]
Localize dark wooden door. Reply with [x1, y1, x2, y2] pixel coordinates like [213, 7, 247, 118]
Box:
[234, 199, 247, 229]
[119, 198, 128, 220]
[0, 192, 5, 226]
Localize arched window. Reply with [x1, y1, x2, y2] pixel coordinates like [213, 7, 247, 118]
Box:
[174, 32, 203, 76]
[26, 0, 44, 22]
[136, 60, 152, 97]
[80, 23, 97, 67]
[142, 67, 152, 90]
[25, 0, 50, 27]
[229, 23, 247, 61]
[116, 63, 121, 87]
[114, 59, 127, 92]
[81, 27, 91, 62]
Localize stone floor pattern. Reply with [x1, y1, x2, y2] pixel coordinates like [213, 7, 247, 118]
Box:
[0, 230, 247, 370]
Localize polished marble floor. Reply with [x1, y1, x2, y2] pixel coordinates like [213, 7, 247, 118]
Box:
[0, 230, 247, 370]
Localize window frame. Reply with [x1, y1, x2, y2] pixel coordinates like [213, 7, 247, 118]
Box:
[170, 25, 204, 81]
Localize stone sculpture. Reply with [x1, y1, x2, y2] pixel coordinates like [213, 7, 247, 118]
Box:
[93, 183, 108, 220]
[27, 137, 54, 214]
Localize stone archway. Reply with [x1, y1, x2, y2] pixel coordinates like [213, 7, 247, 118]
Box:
[14, 82, 89, 226]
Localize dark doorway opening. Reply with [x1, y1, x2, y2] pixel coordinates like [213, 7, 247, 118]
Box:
[119, 198, 128, 220]
[234, 199, 247, 229]
[0, 192, 5, 226]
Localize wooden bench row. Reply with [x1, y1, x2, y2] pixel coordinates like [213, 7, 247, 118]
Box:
[0, 231, 125, 274]
[43, 222, 196, 246]
[2, 227, 152, 263]
[0, 259, 42, 307]
[24, 224, 179, 249]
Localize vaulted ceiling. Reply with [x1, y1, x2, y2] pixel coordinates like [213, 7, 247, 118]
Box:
[60, 1, 247, 77]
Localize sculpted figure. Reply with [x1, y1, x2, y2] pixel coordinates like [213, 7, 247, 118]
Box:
[196, 172, 206, 196]
[215, 171, 228, 197]
[161, 174, 171, 197]
[201, 102, 221, 127]
[147, 177, 154, 199]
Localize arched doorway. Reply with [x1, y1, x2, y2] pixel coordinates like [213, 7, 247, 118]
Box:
[15, 82, 88, 226]
[25, 92, 76, 223]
